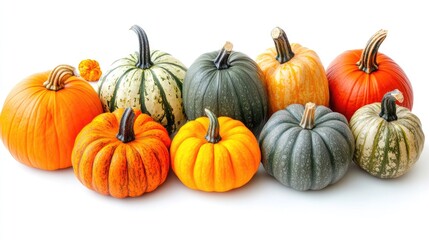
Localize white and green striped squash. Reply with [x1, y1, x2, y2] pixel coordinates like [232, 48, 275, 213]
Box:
[350, 89, 425, 178]
[258, 102, 354, 191]
[98, 25, 187, 134]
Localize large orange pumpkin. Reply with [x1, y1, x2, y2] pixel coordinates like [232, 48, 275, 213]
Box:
[0, 65, 103, 170]
[71, 108, 171, 198]
[170, 109, 260, 192]
[255, 27, 329, 116]
[326, 29, 413, 121]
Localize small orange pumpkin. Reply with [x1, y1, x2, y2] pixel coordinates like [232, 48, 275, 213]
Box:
[0, 64, 103, 170]
[255, 27, 329, 116]
[71, 107, 171, 198]
[170, 109, 260, 192]
[78, 59, 102, 82]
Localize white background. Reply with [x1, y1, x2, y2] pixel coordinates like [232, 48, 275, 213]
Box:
[1, 0, 428, 239]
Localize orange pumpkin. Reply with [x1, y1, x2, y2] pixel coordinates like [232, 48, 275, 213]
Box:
[326, 29, 413, 121]
[0, 65, 103, 170]
[71, 107, 171, 198]
[170, 109, 260, 192]
[78, 59, 102, 82]
[255, 27, 329, 116]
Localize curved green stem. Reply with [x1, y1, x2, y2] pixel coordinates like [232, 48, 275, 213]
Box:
[204, 108, 221, 143]
[379, 89, 404, 122]
[130, 25, 153, 69]
[116, 107, 136, 143]
[271, 27, 295, 64]
[357, 29, 387, 74]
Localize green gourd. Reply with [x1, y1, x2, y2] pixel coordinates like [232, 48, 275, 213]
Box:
[259, 102, 354, 191]
[350, 89, 424, 178]
[183, 41, 268, 135]
[98, 25, 187, 135]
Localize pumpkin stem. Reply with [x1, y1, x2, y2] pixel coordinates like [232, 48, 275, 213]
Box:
[214, 41, 233, 70]
[204, 108, 221, 143]
[130, 25, 153, 69]
[379, 89, 404, 122]
[300, 102, 316, 129]
[116, 107, 136, 143]
[357, 29, 387, 74]
[43, 64, 75, 91]
[271, 27, 295, 64]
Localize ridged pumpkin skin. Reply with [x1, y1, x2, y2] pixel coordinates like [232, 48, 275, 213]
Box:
[259, 103, 354, 191]
[256, 27, 329, 116]
[170, 109, 260, 192]
[327, 30, 413, 121]
[350, 90, 424, 178]
[0, 65, 103, 170]
[98, 25, 187, 135]
[71, 108, 171, 198]
[183, 42, 267, 135]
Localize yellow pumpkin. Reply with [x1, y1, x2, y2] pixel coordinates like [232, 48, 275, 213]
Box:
[170, 109, 260, 192]
[255, 27, 329, 116]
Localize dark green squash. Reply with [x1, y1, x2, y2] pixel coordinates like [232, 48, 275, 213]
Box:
[258, 102, 355, 191]
[183, 41, 268, 135]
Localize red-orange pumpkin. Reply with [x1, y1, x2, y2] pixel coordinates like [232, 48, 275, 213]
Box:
[0, 65, 103, 170]
[71, 108, 171, 198]
[326, 29, 413, 120]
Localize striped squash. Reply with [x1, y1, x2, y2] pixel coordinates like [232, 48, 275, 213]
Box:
[259, 102, 354, 191]
[98, 25, 187, 135]
[350, 89, 424, 178]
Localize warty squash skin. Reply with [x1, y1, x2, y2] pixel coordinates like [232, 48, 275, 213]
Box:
[0, 65, 103, 170]
[183, 42, 268, 136]
[256, 27, 329, 116]
[98, 25, 187, 135]
[170, 109, 261, 192]
[350, 90, 424, 178]
[71, 108, 171, 198]
[259, 103, 354, 191]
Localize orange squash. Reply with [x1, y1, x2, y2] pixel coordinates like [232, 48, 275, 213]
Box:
[0, 65, 103, 170]
[256, 27, 329, 116]
[78, 59, 102, 82]
[170, 109, 260, 192]
[71, 108, 171, 198]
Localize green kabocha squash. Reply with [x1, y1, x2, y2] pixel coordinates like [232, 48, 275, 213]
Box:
[183, 41, 268, 135]
[98, 25, 187, 135]
[350, 89, 424, 178]
[259, 102, 355, 191]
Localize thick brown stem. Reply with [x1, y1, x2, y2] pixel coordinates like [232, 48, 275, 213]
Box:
[214, 41, 233, 70]
[43, 65, 75, 91]
[271, 27, 295, 64]
[300, 102, 316, 129]
[357, 29, 387, 74]
[130, 25, 153, 69]
[116, 108, 136, 143]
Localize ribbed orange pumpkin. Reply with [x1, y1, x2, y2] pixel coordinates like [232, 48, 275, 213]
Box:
[256, 27, 329, 116]
[170, 109, 260, 192]
[71, 108, 171, 198]
[0, 65, 103, 170]
[326, 29, 413, 121]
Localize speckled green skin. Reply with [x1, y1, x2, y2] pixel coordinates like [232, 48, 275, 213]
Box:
[183, 50, 268, 136]
[259, 104, 355, 191]
[350, 103, 424, 178]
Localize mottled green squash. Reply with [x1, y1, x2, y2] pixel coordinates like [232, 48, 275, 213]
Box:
[350, 89, 424, 178]
[98, 25, 187, 134]
[259, 102, 354, 191]
[183, 42, 267, 135]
